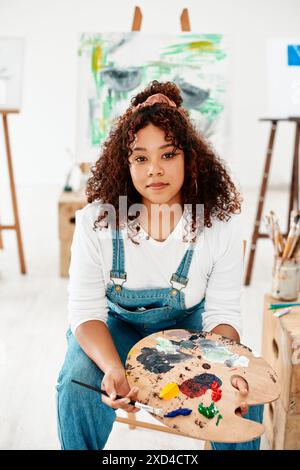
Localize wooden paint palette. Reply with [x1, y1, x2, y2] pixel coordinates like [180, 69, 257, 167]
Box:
[125, 329, 281, 443]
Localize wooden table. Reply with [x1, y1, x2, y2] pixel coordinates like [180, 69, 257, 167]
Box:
[58, 190, 87, 277]
[262, 293, 300, 449]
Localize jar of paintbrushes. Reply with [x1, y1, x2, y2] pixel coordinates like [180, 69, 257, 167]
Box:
[264, 210, 300, 300]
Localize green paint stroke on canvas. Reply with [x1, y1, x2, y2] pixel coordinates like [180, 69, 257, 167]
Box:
[199, 97, 224, 121]
[91, 44, 105, 91]
[161, 35, 226, 62]
[78, 33, 105, 56]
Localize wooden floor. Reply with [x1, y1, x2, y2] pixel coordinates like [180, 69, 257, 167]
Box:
[0, 183, 287, 449]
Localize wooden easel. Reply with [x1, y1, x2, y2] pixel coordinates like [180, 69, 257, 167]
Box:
[114, 5, 194, 439]
[244, 117, 300, 286]
[0, 109, 26, 274]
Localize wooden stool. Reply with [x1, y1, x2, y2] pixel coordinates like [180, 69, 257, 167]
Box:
[262, 293, 300, 449]
[58, 190, 87, 277]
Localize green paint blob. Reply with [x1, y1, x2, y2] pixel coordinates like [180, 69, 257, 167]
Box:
[198, 402, 219, 419]
[156, 337, 178, 354]
[200, 343, 232, 363]
[199, 339, 249, 367]
[216, 414, 223, 426]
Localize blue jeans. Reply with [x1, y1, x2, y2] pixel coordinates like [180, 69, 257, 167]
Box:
[55, 313, 264, 450]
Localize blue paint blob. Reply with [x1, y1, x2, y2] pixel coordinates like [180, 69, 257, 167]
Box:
[164, 408, 193, 418]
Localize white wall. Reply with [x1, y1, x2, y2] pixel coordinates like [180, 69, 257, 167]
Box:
[0, 0, 299, 190]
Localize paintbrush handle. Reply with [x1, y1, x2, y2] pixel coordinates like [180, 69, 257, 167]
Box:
[71, 379, 136, 406]
[274, 232, 282, 256]
[287, 235, 299, 258]
[275, 221, 285, 255]
[288, 223, 300, 258]
[282, 227, 297, 260]
[294, 238, 300, 257]
[269, 302, 300, 309]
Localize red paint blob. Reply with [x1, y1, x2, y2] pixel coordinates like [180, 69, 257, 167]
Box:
[211, 380, 222, 401]
[211, 389, 222, 402]
[179, 380, 208, 398]
[211, 381, 220, 391]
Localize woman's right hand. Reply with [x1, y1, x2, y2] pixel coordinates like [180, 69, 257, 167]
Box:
[101, 366, 140, 413]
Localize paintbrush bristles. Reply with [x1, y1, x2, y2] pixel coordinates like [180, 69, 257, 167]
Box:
[265, 210, 300, 261]
[288, 219, 300, 258]
[136, 402, 164, 417]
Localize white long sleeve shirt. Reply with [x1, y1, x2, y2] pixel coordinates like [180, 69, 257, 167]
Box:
[67, 202, 244, 338]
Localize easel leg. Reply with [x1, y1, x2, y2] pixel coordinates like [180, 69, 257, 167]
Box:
[287, 121, 300, 230]
[244, 121, 277, 285]
[0, 214, 3, 249]
[2, 113, 26, 274]
[131, 6, 142, 31]
[180, 8, 191, 31]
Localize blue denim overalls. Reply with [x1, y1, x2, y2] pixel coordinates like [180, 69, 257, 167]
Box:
[56, 228, 264, 450]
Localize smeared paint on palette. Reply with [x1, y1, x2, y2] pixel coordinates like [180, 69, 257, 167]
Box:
[125, 329, 281, 443]
[156, 337, 179, 354]
[179, 373, 222, 398]
[140, 332, 251, 369]
[199, 339, 250, 367]
[136, 347, 191, 373]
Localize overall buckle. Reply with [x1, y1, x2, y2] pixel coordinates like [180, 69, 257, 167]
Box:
[110, 271, 127, 291]
[170, 273, 188, 292]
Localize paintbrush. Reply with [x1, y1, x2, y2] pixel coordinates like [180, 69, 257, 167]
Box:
[273, 307, 292, 318]
[275, 220, 285, 256]
[281, 216, 299, 261]
[263, 214, 274, 244]
[294, 236, 300, 257]
[264, 211, 285, 256]
[273, 223, 282, 256]
[287, 216, 300, 258]
[269, 302, 300, 310]
[269, 211, 276, 245]
[71, 379, 165, 417]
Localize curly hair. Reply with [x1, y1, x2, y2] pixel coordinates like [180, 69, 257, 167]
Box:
[86, 80, 242, 244]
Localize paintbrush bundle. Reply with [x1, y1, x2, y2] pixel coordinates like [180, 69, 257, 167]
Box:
[125, 329, 280, 442]
[264, 210, 300, 300]
[264, 210, 300, 260]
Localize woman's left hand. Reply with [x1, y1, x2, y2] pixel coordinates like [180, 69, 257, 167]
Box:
[231, 375, 249, 416]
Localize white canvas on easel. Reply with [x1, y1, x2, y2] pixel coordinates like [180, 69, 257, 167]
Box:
[267, 38, 300, 118]
[0, 37, 24, 111]
[75, 32, 231, 164]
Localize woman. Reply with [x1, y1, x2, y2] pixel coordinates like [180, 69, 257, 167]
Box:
[56, 80, 263, 450]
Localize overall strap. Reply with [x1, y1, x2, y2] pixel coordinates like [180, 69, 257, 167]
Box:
[110, 229, 127, 284]
[170, 243, 195, 289]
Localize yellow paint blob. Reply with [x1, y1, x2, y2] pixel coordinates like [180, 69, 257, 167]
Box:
[128, 347, 138, 356]
[159, 383, 180, 400]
